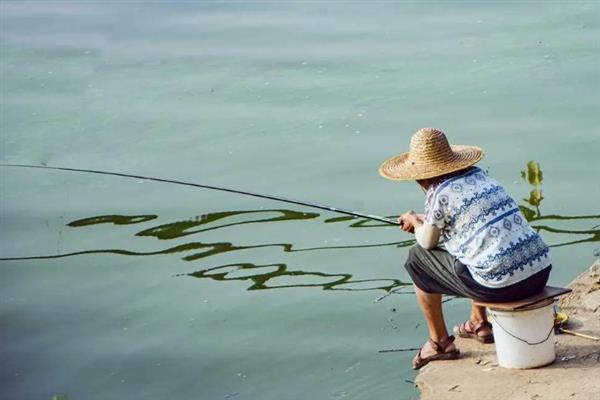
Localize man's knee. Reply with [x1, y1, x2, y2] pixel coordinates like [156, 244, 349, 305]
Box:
[406, 244, 424, 263]
[404, 245, 422, 272]
[408, 244, 422, 256]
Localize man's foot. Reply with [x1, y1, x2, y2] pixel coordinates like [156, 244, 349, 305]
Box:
[453, 320, 494, 343]
[412, 335, 460, 370]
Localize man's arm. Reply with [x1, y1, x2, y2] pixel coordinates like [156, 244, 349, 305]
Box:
[415, 223, 441, 249]
[399, 211, 441, 249]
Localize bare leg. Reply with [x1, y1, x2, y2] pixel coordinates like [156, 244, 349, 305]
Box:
[414, 284, 456, 358]
[470, 304, 488, 323]
[468, 303, 492, 337]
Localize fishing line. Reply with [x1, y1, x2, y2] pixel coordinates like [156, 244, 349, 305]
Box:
[0, 163, 400, 226]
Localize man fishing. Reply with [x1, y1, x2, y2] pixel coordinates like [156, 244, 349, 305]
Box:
[379, 128, 552, 369]
[0, 128, 552, 371]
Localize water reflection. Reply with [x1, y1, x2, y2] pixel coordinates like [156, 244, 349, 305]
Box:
[323, 215, 399, 228]
[2, 208, 414, 291]
[67, 214, 158, 226]
[181, 262, 405, 292]
[135, 209, 319, 240]
[521, 160, 544, 213]
[1, 163, 598, 291]
[0, 236, 414, 262]
[520, 160, 600, 247]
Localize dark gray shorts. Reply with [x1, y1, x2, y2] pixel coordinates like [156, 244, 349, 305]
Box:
[404, 245, 551, 302]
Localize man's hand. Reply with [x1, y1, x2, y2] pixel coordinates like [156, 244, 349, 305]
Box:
[398, 210, 421, 233]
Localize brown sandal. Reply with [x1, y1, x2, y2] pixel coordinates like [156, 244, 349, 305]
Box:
[453, 320, 494, 344]
[412, 335, 460, 370]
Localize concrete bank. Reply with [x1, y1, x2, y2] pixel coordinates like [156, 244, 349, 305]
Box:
[415, 260, 600, 400]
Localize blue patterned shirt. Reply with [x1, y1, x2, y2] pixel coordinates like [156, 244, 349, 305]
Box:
[424, 167, 551, 288]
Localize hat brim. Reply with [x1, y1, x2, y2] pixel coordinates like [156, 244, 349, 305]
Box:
[378, 145, 485, 181]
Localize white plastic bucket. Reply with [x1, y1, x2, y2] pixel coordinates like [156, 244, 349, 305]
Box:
[489, 301, 556, 369]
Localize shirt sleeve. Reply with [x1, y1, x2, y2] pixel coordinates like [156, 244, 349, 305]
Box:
[424, 188, 447, 230]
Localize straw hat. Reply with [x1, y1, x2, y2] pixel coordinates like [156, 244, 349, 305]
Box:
[379, 128, 484, 181]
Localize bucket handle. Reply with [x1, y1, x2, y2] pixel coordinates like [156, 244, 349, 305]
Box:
[490, 313, 554, 346]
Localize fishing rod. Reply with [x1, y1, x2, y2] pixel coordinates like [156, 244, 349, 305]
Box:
[0, 163, 400, 226]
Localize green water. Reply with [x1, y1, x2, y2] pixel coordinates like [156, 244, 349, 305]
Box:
[1, 2, 599, 399]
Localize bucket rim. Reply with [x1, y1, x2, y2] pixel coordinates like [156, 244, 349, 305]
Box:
[488, 298, 554, 312]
